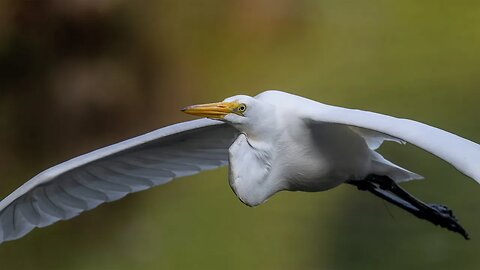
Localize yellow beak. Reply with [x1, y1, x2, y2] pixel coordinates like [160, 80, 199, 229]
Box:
[181, 101, 239, 119]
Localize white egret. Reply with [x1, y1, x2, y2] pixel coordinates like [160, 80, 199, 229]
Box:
[0, 90, 478, 243]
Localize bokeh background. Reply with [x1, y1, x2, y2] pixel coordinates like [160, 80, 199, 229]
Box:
[1, 0, 480, 269]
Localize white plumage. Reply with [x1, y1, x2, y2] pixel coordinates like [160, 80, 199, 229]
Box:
[1, 90, 478, 243]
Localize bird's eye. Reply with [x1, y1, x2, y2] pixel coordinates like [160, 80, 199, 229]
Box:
[237, 104, 247, 113]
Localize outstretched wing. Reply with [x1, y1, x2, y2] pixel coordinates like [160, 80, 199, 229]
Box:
[258, 91, 480, 183]
[0, 119, 237, 243]
[299, 97, 480, 183]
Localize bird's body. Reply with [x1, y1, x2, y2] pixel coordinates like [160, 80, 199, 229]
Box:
[229, 112, 366, 205]
[0, 90, 478, 243]
[228, 92, 420, 206]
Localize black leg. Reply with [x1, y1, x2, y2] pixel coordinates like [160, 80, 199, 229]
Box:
[347, 175, 469, 240]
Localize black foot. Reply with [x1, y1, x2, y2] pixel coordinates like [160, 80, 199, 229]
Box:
[347, 175, 469, 240]
[424, 203, 469, 240]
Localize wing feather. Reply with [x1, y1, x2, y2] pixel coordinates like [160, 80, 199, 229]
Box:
[0, 119, 237, 243]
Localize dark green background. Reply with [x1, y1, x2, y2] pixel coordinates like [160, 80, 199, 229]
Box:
[0, 0, 479, 269]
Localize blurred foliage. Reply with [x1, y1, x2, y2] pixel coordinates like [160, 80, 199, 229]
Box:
[0, 0, 479, 269]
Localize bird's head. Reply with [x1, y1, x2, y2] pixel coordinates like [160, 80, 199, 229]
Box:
[182, 94, 276, 139]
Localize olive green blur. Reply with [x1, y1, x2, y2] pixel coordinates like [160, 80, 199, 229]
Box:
[0, 0, 479, 269]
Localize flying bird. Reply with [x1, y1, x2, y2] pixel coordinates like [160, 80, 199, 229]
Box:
[0, 90, 478, 243]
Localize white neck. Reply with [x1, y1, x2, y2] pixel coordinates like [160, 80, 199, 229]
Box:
[228, 134, 280, 206]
